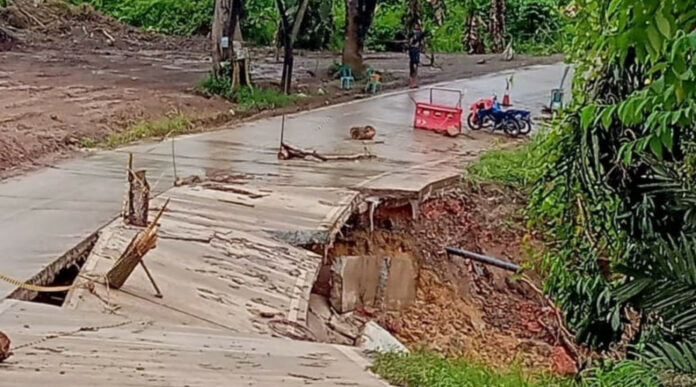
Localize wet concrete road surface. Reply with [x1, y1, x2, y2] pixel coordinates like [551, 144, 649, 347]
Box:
[0, 64, 570, 299]
[0, 299, 389, 386]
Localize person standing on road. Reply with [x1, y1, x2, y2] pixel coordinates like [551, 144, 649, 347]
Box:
[408, 22, 425, 88]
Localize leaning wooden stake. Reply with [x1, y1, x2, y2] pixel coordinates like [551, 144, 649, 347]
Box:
[107, 200, 169, 290]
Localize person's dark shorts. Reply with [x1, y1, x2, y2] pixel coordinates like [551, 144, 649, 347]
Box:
[409, 49, 420, 65]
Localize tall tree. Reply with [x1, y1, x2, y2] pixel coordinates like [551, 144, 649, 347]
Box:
[488, 0, 505, 53]
[463, 0, 485, 54]
[342, 0, 377, 71]
[275, 0, 311, 94]
[406, 0, 421, 28]
[427, 0, 446, 26]
[211, 0, 250, 87]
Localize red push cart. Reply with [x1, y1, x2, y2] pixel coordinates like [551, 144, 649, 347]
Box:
[413, 88, 463, 135]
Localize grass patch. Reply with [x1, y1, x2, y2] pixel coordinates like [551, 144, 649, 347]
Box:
[233, 85, 298, 110]
[80, 137, 96, 149]
[103, 111, 193, 148]
[197, 73, 298, 111]
[466, 129, 554, 190]
[373, 352, 568, 387]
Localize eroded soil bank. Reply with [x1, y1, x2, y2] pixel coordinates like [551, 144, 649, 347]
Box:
[314, 183, 576, 375]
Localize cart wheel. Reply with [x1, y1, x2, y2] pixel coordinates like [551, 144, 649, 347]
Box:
[467, 113, 482, 130]
[503, 119, 521, 138]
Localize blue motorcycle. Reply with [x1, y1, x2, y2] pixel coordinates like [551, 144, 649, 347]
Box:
[467, 98, 532, 137]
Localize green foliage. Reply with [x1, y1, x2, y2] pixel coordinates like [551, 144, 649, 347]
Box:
[373, 351, 676, 386]
[360, 0, 566, 55]
[198, 72, 297, 110]
[294, 0, 334, 49]
[365, 2, 405, 52]
[424, 2, 466, 53]
[521, 0, 696, 379]
[72, 0, 213, 35]
[328, 0, 345, 52]
[466, 129, 554, 190]
[243, 0, 278, 46]
[232, 85, 298, 110]
[70, 0, 568, 55]
[198, 73, 298, 110]
[372, 351, 569, 387]
[198, 72, 235, 100]
[579, 360, 661, 387]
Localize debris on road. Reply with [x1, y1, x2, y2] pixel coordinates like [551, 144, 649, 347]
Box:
[0, 330, 10, 362]
[107, 200, 168, 292]
[444, 126, 461, 137]
[358, 321, 408, 353]
[278, 142, 375, 162]
[350, 125, 376, 140]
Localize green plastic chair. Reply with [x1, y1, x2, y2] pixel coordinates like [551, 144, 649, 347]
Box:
[550, 88, 564, 110]
[365, 66, 381, 94]
[339, 65, 354, 90]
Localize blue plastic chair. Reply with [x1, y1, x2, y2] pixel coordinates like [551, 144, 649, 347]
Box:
[365, 66, 381, 94]
[339, 65, 354, 90]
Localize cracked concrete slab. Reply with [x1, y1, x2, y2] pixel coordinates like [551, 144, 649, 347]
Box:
[0, 300, 388, 386]
[65, 193, 323, 334]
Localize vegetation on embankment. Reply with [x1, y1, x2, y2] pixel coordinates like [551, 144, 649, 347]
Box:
[372, 351, 666, 387]
[373, 351, 570, 387]
[67, 0, 568, 55]
[466, 0, 696, 385]
[197, 74, 299, 109]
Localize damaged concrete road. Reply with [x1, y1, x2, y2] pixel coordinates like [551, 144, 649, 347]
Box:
[64, 193, 324, 333]
[0, 64, 570, 384]
[0, 63, 570, 300]
[0, 300, 388, 386]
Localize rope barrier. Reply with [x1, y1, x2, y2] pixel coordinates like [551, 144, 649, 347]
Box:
[0, 271, 86, 293]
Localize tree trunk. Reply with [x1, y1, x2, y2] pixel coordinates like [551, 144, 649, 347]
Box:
[341, 0, 377, 71]
[429, 0, 446, 26]
[290, 0, 310, 45]
[489, 0, 506, 53]
[276, 0, 310, 94]
[211, 0, 231, 77]
[464, 13, 485, 54]
[342, 0, 361, 70]
[212, 0, 250, 87]
[406, 0, 421, 28]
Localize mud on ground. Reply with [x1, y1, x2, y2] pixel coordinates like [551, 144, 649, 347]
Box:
[329, 183, 576, 375]
[0, 0, 561, 179]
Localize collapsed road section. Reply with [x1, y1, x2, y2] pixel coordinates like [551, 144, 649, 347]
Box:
[0, 65, 570, 384]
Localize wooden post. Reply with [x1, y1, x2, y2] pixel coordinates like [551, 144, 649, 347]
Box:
[127, 170, 149, 227]
[107, 200, 168, 289]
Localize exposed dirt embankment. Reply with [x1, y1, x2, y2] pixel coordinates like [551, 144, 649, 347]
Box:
[328, 184, 576, 374]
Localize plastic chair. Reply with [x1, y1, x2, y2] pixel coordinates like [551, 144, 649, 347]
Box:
[339, 65, 354, 90]
[365, 66, 381, 94]
[550, 88, 564, 110]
